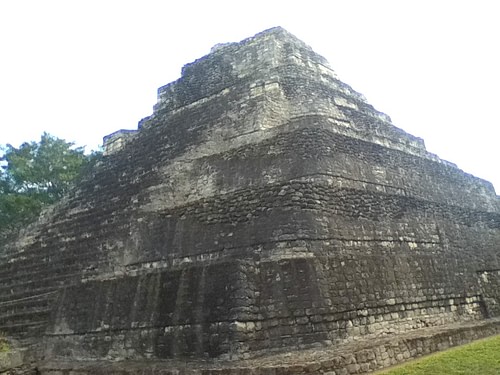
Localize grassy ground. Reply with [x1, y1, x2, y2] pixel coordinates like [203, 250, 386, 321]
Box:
[377, 334, 500, 374]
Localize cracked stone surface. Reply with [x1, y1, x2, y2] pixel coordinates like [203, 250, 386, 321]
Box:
[39, 319, 500, 374]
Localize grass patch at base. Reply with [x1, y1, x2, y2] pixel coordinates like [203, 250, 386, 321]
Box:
[378, 334, 500, 375]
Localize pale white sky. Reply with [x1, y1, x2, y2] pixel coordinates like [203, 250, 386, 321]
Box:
[0, 1, 498, 192]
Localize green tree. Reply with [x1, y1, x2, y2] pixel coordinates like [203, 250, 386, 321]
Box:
[0, 133, 100, 236]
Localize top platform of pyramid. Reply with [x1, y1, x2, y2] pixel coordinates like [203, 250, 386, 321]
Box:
[121, 27, 449, 166]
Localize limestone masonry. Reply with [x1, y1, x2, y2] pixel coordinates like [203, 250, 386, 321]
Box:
[1, 27, 499, 373]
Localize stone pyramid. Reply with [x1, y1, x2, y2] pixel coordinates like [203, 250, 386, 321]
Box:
[1, 27, 499, 367]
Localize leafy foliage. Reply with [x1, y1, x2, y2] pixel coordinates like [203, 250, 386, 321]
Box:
[0, 133, 100, 237]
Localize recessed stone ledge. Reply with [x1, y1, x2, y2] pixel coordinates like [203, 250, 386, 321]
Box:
[38, 318, 500, 374]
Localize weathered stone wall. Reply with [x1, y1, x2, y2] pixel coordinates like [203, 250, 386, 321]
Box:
[103, 129, 138, 155]
[38, 319, 500, 374]
[0, 27, 499, 366]
[478, 269, 500, 317]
